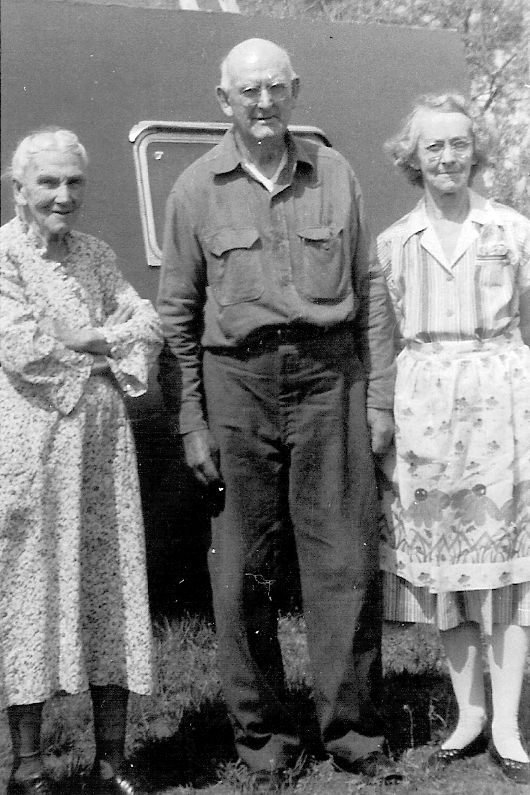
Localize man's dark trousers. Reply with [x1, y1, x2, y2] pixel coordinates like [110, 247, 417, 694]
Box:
[204, 327, 385, 771]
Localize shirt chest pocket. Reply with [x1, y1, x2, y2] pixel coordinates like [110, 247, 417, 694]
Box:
[204, 228, 263, 306]
[476, 254, 512, 288]
[296, 226, 349, 303]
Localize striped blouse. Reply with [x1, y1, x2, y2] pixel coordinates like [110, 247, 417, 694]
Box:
[377, 189, 530, 345]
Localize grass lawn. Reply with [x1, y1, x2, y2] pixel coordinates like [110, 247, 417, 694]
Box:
[1, 614, 528, 793]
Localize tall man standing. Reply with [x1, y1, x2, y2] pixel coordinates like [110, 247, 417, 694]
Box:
[157, 38, 396, 783]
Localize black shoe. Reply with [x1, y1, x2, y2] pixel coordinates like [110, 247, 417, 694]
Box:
[428, 732, 488, 768]
[489, 742, 530, 785]
[7, 774, 53, 795]
[333, 750, 403, 783]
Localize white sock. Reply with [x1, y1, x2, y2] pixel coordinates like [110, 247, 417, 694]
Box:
[488, 624, 529, 764]
[491, 720, 529, 763]
[441, 706, 487, 750]
[441, 623, 487, 749]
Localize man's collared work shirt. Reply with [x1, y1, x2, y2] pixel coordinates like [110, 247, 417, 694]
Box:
[158, 129, 395, 433]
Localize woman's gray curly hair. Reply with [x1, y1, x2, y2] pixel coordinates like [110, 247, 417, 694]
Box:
[10, 127, 88, 183]
[384, 93, 491, 188]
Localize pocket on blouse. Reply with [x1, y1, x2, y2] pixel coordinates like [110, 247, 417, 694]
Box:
[476, 254, 511, 287]
[296, 225, 349, 303]
[204, 228, 263, 306]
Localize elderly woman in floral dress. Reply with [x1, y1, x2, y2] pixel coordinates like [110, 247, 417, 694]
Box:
[0, 128, 162, 794]
[378, 94, 530, 785]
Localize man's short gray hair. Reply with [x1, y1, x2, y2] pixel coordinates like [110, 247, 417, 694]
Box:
[219, 40, 297, 92]
[10, 127, 88, 183]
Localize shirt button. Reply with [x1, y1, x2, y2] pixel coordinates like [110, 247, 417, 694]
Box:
[446, 309, 455, 317]
[446, 274, 454, 281]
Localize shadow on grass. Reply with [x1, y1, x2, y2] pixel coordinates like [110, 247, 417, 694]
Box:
[46, 695, 235, 793]
[10, 637, 527, 794]
[383, 671, 455, 752]
[130, 669, 505, 790]
[132, 688, 323, 791]
[132, 696, 236, 790]
[46, 689, 321, 791]
[54, 673, 459, 792]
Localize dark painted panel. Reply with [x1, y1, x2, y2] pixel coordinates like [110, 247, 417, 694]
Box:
[2, 0, 466, 305]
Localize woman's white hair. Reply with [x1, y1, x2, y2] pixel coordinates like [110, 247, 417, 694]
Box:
[384, 93, 491, 187]
[10, 127, 88, 183]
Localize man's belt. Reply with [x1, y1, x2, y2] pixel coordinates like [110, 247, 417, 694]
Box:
[210, 323, 352, 356]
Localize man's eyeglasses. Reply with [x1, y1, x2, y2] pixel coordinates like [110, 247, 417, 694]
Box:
[238, 82, 290, 104]
[420, 138, 473, 161]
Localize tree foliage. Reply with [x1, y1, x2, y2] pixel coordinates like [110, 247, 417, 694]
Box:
[240, 0, 529, 214]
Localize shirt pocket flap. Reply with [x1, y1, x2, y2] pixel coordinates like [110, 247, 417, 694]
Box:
[206, 228, 260, 257]
[295, 225, 349, 303]
[297, 226, 339, 242]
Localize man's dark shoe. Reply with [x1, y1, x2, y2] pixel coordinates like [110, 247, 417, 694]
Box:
[427, 732, 487, 769]
[489, 742, 530, 785]
[333, 750, 403, 783]
[7, 774, 53, 795]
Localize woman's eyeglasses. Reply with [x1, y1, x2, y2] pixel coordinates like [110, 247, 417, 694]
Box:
[420, 138, 473, 161]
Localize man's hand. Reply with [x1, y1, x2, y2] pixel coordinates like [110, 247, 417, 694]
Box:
[182, 428, 224, 489]
[366, 407, 394, 457]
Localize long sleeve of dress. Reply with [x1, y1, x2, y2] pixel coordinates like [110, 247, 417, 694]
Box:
[0, 250, 93, 415]
[96, 247, 163, 397]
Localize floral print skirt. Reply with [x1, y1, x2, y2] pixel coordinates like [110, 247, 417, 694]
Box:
[379, 332, 530, 632]
[0, 377, 153, 706]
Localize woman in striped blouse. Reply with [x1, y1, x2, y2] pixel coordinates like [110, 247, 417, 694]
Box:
[378, 93, 530, 785]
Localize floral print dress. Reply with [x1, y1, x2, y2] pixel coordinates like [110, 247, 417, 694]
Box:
[0, 217, 162, 705]
[377, 191, 530, 632]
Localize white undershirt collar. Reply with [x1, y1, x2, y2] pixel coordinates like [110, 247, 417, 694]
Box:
[242, 151, 288, 192]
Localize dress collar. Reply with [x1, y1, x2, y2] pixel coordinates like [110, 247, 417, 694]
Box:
[14, 213, 74, 266]
[401, 189, 496, 245]
[400, 190, 500, 270]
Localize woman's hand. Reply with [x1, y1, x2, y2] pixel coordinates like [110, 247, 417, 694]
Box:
[53, 302, 135, 353]
[91, 354, 111, 375]
[107, 302, 135, 326]
[52, 321, 111, 355]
